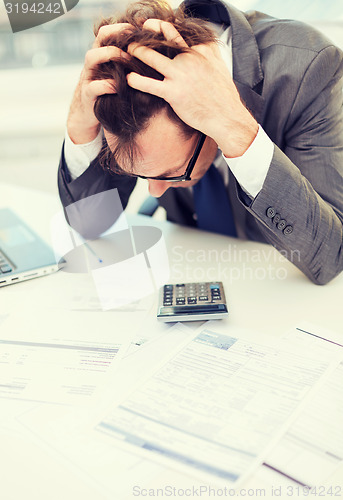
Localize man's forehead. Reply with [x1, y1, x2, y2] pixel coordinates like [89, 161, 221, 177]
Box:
[135, 133, 196, 173]
[104, 117, 196, 175]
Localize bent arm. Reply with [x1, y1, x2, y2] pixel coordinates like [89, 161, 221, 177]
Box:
[58, 143, 137, 239]
[240, 46, 343, 284]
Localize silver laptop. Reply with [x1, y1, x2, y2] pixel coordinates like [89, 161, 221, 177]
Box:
[0, 208, 59, 287]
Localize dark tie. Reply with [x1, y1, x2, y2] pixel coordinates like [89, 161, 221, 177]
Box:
[193, 164, 237, 237]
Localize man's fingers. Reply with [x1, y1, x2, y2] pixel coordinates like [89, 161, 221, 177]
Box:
[85, 46, 129, 70]
[143, 19, 188, 48]
[87, 79, 117, 100]
[93, 23, 133, 48]
[127, 72, 165, 98]
[128, 43, 171, 76]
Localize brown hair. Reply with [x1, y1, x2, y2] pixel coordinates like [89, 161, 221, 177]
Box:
[91, 0, 217, 173]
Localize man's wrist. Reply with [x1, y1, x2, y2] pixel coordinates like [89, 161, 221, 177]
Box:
[67, 120, 101, 145]
[218, 113, 259, 158]
[64, 127, 103, 181]
[223, 125, 274, 198]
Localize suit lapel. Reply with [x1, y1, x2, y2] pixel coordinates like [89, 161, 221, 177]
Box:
[178, 0, 266, 237]
[234, 81, 265, 123]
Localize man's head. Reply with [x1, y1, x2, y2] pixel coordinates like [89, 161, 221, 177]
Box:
[92, 0, 219, 196]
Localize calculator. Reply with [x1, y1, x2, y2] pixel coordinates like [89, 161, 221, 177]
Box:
[157, 282, 228, 322]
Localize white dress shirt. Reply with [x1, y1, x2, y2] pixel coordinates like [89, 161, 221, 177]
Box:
[64, 26, 274, 199]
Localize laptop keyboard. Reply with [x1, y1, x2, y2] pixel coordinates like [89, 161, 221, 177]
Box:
[0, 251, 13, 274]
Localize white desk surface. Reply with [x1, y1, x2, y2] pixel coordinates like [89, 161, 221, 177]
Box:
[1, 183, 342, 500]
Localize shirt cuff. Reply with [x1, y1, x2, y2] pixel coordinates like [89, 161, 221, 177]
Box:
[223, 125, 274, 198]
[64, 128, 103, 181]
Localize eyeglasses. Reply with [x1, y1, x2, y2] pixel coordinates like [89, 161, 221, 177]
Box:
[136, 133, 206, 182]
[117, 132, 206, 183]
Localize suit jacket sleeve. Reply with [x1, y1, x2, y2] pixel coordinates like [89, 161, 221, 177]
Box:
[58, 141, 137, 239]
[239, 45, 343, 285]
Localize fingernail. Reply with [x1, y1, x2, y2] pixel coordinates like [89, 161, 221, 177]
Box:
[127, 42, 138, 53]
[121, 51, 131, 59]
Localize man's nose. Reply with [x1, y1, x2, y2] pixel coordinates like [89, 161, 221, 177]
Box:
[148, 179, 170, 198]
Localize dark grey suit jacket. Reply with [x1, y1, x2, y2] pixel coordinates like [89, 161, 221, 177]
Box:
[58, 0, 343, 285]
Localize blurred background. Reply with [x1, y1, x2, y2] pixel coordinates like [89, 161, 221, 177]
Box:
[1, 0, 343, 213]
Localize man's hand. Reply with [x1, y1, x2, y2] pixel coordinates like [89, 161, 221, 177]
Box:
[67, 23, 131, 145]
[127, 20, 258, 157]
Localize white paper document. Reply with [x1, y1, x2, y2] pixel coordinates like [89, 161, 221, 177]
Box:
[0, 335, 125, 406]
[97, 326, 336, 486]
[15, 324, 192, 498]
[263, 323, 343, 487]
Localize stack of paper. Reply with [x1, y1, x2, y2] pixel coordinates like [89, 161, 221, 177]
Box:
[0, 316, 342, 498]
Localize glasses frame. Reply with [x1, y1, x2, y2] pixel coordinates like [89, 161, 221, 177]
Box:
[133, 132, 207, 182]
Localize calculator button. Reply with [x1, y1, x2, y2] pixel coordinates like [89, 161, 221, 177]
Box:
[211, 294, 221, 300]
[0, 265, 12, 273]
[187, 297, 197, 304]
[176, 284, 185, 287]
[176, 298, 185, 305]
[199, 296, 208, 301]
[163, 300, 173, 306]
[164, 285, 173, 290]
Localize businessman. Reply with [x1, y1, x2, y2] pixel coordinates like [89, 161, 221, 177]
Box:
[58, 0, 343, 284]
